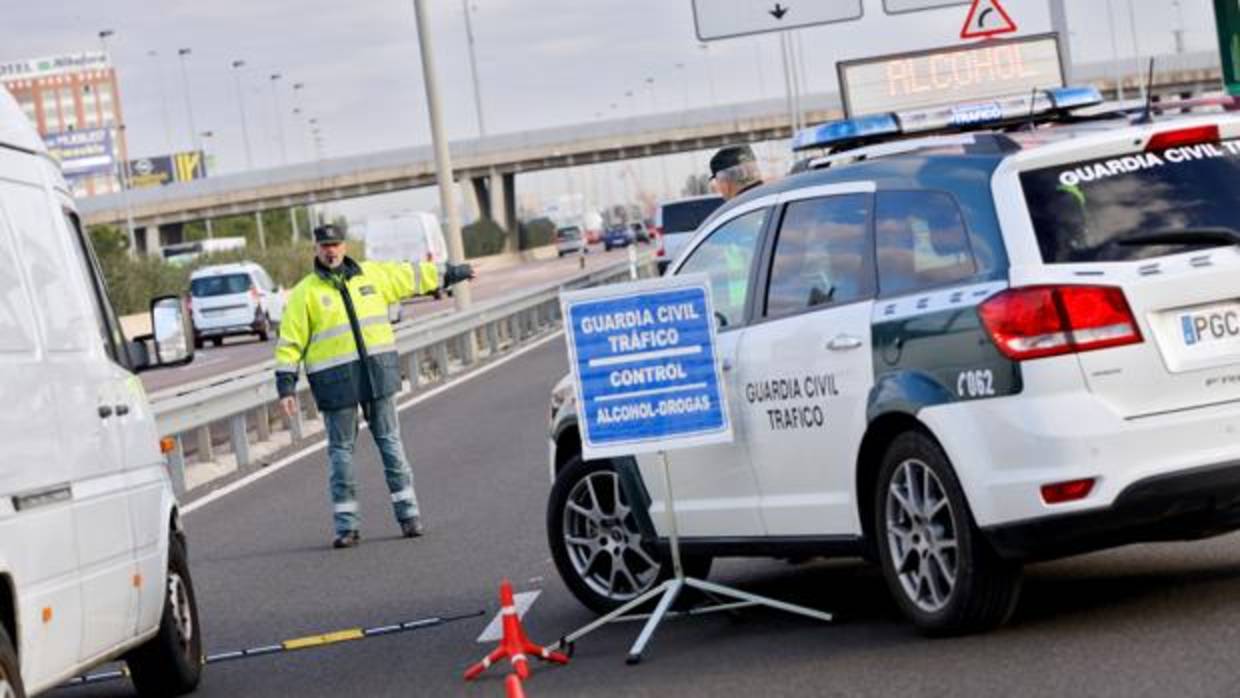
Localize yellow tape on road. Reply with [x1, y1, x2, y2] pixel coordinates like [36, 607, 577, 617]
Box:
[282, 628, 365, 650]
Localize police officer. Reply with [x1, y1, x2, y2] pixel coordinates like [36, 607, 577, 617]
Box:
[709, 144, 764, 201]
[275, 224, 475, 548]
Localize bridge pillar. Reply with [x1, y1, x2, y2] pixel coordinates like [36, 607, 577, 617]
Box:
[290, 207, 301, 242]
[143, 225, 159, 257]
[502, 172, 517, 253]
[488, 170, 509, 234]
[255, 211, 267, 250]
[205, 218, 214, 239]
[459, 178, 480, 224]
[471, 177, 492, 221]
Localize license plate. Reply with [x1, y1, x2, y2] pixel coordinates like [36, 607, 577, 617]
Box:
[1177, 302, 1240, 348]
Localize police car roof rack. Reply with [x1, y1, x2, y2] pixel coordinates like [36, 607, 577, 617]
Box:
[792, 85, 1104, 156]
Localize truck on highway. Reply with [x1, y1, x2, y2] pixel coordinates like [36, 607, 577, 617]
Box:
[0, 88, 203, 696]
[364, 212, 449, 305]
[161, 236, 247, 267]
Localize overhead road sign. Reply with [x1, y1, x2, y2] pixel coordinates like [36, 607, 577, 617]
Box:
[692, 0, 863, 42]
[561, 274, 732, 460]
[838, 33, 1064, 117]
[960, 0, 1017, 40]
[883, 0, 969, 14]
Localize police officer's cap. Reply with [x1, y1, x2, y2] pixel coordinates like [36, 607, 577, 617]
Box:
[314, 225, 346, 245]
[709, 145, 757, 179]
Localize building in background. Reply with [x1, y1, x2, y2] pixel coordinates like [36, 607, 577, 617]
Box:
[1, 51, 126, 197]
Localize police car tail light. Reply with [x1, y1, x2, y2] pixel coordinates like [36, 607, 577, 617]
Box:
[978, 285, 1142, 361]
[1146, 125, 1220, 153]
[1041, 478, 1095, 504]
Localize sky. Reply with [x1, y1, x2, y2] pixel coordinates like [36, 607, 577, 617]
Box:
[3, 0, 1227, 222]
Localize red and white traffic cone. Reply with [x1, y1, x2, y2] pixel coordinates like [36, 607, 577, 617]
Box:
[464, 579, 570, 683]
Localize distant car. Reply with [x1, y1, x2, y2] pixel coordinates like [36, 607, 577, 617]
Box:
[602, 226, 635, 251]
[630, 221, 652, 243]
[583, 228, 603, 245]
[556, 225, 587, 257]
[189, 262, 284, 348]
[654, 194, 725, 273]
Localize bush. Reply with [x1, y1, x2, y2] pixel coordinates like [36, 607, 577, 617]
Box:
[462, 218, 507, 258]
[520, 217, 556, 250]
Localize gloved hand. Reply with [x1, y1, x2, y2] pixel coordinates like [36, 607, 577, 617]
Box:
[442, 262, 476, 288]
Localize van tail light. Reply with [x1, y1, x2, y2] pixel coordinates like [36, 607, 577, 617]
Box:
[160, 437, 177, 455]
[1146, 125, 1220, 152]
[250, 286, 260, 302]
[1041, 478, 1095, 504]
[977, 285, 1142, 361]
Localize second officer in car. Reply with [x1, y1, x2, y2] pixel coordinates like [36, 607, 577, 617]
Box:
[275, 224, 475, 549]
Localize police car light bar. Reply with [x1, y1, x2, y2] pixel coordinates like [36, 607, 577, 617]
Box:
[792, 86, 1103, 153]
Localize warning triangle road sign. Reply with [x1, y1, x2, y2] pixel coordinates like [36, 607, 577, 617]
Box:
[960, 0, 1017, 40]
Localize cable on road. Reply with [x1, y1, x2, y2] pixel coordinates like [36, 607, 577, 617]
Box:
[61, 609, 486, 689]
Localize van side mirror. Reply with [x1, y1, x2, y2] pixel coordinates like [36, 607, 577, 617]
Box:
[129, 295, 195, 372]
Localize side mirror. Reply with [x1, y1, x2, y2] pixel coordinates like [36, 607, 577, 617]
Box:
[130, 295, 195, 372]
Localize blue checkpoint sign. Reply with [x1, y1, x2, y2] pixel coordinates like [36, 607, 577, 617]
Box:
[561, 274, 733, 460]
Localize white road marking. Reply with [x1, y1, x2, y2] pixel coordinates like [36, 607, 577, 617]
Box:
[476, 591, 542, 643]
[183, 330, 565, 515]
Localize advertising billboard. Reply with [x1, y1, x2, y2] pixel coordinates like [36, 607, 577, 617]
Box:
[44, 128, 115, 179]
[129, 151, 208, 189]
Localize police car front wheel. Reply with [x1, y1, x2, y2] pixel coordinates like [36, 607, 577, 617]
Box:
[874, 431, 1022, 636]
[547, 455, 710, 614]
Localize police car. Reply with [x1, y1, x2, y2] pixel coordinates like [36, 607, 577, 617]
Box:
[545, 78, 1240, 635]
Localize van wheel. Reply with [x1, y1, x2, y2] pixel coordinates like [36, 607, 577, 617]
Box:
[0, 624, 24, 698]
[211, 337, 223, 348]
[257, 314, 271, 342]
[193, 336, 204, 351]
[126, 536, 203, 697]
[548, 455, 711, 614]
[874, 431, 1022, 636]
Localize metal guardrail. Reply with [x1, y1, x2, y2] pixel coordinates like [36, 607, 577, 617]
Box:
[154, 254, 654, 494]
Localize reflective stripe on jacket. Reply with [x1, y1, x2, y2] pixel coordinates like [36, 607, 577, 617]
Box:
[274, 256, 440, 410]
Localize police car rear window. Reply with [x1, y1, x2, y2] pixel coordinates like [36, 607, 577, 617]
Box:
[1021, 139, 1240, 264]
[661, 198, 724, 234]
[190, 273, 252, 297]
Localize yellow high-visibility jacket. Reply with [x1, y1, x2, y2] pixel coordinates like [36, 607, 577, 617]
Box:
[275, 256, 440, 411]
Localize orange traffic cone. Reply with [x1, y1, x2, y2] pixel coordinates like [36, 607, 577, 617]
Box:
[465, 579, 570, 683]
[505, 674, 526, 698]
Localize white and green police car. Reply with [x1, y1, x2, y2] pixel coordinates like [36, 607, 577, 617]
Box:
[545, 82, 1240, 635]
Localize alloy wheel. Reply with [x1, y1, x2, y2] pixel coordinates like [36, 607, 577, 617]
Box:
[562, 470, 660, 601]
[885, 458, 960, 614]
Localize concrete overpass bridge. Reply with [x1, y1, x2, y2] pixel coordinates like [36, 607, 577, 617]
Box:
[77, 50, 1225, 253]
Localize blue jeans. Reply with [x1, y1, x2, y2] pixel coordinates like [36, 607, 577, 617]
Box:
[324, 395, 419, 536]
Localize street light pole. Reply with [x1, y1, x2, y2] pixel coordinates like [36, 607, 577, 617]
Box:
[1126, 0, 1146, 102]
[200, 130, 215, 238]
[411, 0, 471, 310]
[461, 0, 487, 137]
[699, 43, 718, 107]
[231, 60, 254, 171]
[645, 77, 671, 201]
[176, 48, 201, 153]
[292, 82, 308, 161]
[269, 73, 288, 165]
[148, 50, 174, 154]
[98, 30, 138, 257]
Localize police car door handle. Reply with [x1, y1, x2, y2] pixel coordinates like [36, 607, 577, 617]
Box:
[828, 335, 863, 351]
[721, 359, 734, 372]
[97, 405, 113, 419]
[114, 404, 130, 417]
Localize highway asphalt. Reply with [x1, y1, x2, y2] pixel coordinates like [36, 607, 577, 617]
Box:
[140, 245, 638, 394]
[66, 335, 1240, 697]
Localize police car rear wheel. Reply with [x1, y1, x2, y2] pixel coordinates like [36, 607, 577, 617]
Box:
[548, 455, 710, 614]
[0, 624, 24, 698]
[875, 431, 1022, 636]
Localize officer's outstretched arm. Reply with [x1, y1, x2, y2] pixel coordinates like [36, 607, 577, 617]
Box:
[274, 286, 309, 399]
[439, 262, 476, 289]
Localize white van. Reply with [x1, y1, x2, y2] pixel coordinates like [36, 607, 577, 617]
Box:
[364, 212, 448, 266]
[0, 89, 202, 695]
